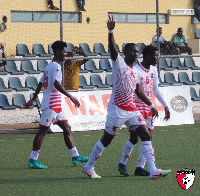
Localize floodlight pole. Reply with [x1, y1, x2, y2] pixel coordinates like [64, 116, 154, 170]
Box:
[156, 0, 160, 79]
[60, 0, 64, 86]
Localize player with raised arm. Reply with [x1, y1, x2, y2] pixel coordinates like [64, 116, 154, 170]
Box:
[24, 41, 89, 169]
[118, 45, 170, 177]
[82, 16, 171, 179]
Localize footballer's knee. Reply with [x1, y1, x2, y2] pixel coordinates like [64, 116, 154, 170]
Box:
[135, 126, 151, 141]
[100, 131, 115, 147]
[129, 131, 139, 145]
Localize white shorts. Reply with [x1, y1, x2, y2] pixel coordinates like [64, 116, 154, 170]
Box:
[105, 104, 147, 135]
[40, 108, 68, 127]
[145, 116, 154, 131]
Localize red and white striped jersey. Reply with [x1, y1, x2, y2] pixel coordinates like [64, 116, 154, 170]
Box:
[40, 61, 62, 113]
[134, 62, 159, 119]
[109, 54, 139, 111]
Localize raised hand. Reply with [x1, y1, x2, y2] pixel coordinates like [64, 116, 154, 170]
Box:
[107, 15, 115, 30]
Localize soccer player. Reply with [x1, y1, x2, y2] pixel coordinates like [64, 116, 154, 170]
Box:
[24, 41, 89, 169]
[118, 45, 170, 177]
[82, 16, 171, 179]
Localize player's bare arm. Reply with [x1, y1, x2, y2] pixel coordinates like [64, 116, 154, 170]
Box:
[24, 82, 43, 108]
[135, 83, 158, 118]
[54, 80, 80, 107]
[107, 15, 118, 61]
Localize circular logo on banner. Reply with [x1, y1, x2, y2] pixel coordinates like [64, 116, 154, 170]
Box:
[170, 96, 188, 113]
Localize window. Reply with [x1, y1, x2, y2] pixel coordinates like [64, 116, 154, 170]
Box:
[11, 11, 81, 23]
[108, 13, 167, 24]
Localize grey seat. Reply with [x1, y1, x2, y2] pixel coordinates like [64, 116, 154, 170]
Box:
[9, 77, 30, 91]
[108, 43, 124, 55]
[159, 58, 175, 71]
[21, 61, 41, 74]
[79, 75, 95, 89]
[79, 67, 88, 73]
[90, 74, 110, 88]
[79, 43, 97, 56]
[171, 58, 188, 70]
[25, 76, 38, 90]
[137, 43, 146, 54]
[0, 94, 16, 110]
[0, 78, 12, 92]
[105, 74, 113, 87]
[94, 43, 110, 56]
[12, 94, 34, 109]
[190, 87, 200, 101]
[195, 29, 200, 39]
[99, 59, 112, 72]
[178, 72, 196, 85]
[16, 44, 36, 57]
[184, 57, 200, 70]
[48, 44, 54, 55]
[85, 60, 104, 73]
[37, 60, 48, 72]
[0, 68, 8, 75]
[192, 72, 200, 84]
[5, 61, 25, 75]
[164, 72, 183, 86]
[33, 44, 52, 57]
[30, 93, 41, 108]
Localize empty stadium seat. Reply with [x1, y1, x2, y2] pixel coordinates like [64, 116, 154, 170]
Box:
[16, 44, 36, 57]
[66, 43, 75, 53]
[192, 72, 200, 84]
[0, 69, 8, 75]
[12, 94, 34, 109]
[90, 74, 110, 88]
[171, 58, 188, 70]
[33, 44, 52, 57]
[79, 67, 88, 73]
[25, 76, 38, 90]
[21, 61, 41, 74]
[37, 60, 48, 72]
[85, 60, 104, 73]
[164, 72, 183, 86]
[94, 43, 109, 56]
[0, 78, 12, 92]
[178, 72, 196, 85]
[137, 43, 146, 54]
[195, 29, 200, 39]
[5, 61, 25, 75]
[99, 59, 112, 72]
[184, 57, 200, 70]
[0, 94, 16, 110]
[48, 44, 54, 55]
[159, 58, 175, 71]
[79, 75, 95, 89]
[30, 93, 41, 108]
[105, 74, 113, 87]
[9, 77, 30, 91]
[79, 43, 97, 56]
[190, 87, 200, 101]
[108, 43, 124, 55]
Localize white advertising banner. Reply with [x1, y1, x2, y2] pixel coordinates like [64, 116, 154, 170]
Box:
[38, 85, 194, 132]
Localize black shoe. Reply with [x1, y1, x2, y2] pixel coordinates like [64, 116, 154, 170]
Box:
[134, 167, 150, 176]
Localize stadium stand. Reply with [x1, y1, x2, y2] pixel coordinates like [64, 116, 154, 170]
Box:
[184, 57, 200, 70]
[85, 59, 104, 73]
[16, 44, 36, 57]
[94, 43, 110, 56]
[30, 93, 41, 108]
[12, 94, 34, 109]
[5, 61, 25, 75]
[66, 43, 76, 54]
[79, 66, 88, 73]
[25, 76, 38, 90]
[137, 43, 146, 54]
[21, 60, 41, 74]
[108, 43, 124, 55]
[190, 87, 200, 101]
[99, 59, 112, 72]
[164, 72, 183, 85]
[0, 94, 17, 110]
[0, 69, 8, 75]
[0, 77, 12, 92]
[33, 44, 52, 57]
[90, 74, 110, 88]
[105, 74, 113, 87]
[178, 72, 197, 85]
[171, 58, 188, 70]
[37, 60, 48, 72]
[8, 77, 30, 91]
[48, 44, 54, 55]
[195, 29, 200, 39]
[159, 58, 175, 71]
[192, 72, 200, 84]
[79, 75, 95, 89]
[79, 43, 97, 56]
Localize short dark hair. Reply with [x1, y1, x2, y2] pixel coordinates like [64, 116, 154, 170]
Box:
[142, 45, 158, 59]
[51, 41, 67, 54]
[123, 43, 137, 53]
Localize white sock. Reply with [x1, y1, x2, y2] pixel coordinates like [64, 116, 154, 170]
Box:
[140, 141, 157, 173]
[137, 143, 146, 168]
[30, 150, 40, 160]
[69, 147, 79, 157]
[120, 140, 135, 165]
[84, 140, 105, 169]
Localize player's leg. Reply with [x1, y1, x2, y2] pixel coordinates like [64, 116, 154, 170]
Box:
[55, 112, 89, 166]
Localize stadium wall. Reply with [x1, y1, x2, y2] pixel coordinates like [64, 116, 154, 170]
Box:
[0, 0, 197, 57]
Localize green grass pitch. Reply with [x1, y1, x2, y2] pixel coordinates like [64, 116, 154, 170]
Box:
[0, 124, 199, 196]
